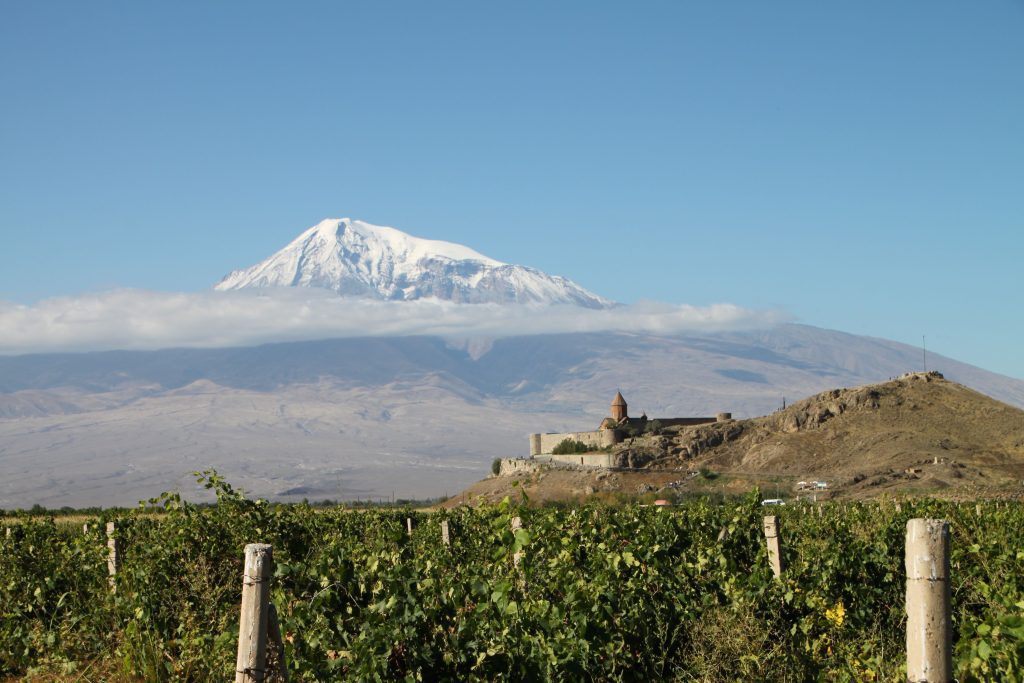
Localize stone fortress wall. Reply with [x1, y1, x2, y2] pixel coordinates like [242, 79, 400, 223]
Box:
[497, 452, 619, 476]
[541, 452, 619, 467]
[529, 429, 620, 457]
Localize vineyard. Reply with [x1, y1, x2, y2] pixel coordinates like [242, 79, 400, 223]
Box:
[2, 473, 1023, 682]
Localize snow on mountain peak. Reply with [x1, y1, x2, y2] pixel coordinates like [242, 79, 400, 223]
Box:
[309, 218, 504, 266]
[214, 218, 614, 308]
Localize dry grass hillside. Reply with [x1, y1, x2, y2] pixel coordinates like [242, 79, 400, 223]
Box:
[453, 372, 1024, 505]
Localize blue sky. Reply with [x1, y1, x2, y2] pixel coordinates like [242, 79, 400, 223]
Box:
[1, 2, 1022, 378]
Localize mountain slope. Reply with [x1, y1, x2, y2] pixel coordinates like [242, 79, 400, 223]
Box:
[215, 218, 613, 308]
[3, 325, 1019, 412]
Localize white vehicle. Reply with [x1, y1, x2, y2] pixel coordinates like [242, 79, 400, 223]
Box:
[761, 498, 785, 506]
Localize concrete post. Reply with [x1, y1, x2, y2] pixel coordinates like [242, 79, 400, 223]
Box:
[106, 522, 121, 590]
[235, 543, 273, 683]
[406, 517, 413, 537]
[511, 516, 523, 568]
[905, 519, 952, 683]
[763, 515, 783, 578]
[440, 520, 450, 547]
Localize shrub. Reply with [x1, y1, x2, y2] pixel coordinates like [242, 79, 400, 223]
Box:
[491, 458, 502, 476]
[551, 438, 591, 455]
[699, 467, 718, 480]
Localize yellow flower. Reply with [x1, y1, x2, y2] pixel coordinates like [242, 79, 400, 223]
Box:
[825, 601, 846, 627]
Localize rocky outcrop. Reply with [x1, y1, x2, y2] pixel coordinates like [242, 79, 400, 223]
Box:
[673, 421, 746, 460]
[612, 372, 951, 469]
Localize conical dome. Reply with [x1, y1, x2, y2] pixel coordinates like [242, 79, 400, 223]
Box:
[611, 392, 628, 421]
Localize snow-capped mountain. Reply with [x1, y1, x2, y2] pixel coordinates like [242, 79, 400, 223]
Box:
[215, 218, 614, 308]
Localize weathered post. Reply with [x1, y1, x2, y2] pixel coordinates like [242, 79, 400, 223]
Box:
[763, 515, 783, 578]
[106, 522, 122, 590]
[511, 516, 524, 568]
[235, 543, 273, 683]
[905, 519, 952, 683]
[83, 523, 89, 534]
[975, 503, 982, 518]
[440, 520, 451, 547]
[266, 602, 289, 683]
[406, 517, 413, 537]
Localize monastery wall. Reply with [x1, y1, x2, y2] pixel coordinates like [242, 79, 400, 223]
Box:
[528, 429, 620, 456]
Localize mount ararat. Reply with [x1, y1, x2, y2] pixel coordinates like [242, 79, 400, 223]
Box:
[1, 218, 1021, 509]
[215, 218, 612, 308]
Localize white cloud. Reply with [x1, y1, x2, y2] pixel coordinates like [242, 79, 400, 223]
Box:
[0, 289, 792, 355]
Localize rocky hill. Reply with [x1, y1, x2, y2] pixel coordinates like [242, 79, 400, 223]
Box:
[457, 372, 1024, 504]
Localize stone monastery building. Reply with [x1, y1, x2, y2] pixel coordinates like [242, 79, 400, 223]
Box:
[525, 392, 732, 468]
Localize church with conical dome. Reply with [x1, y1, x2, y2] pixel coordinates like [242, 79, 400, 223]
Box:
[527, 392, 732, 461]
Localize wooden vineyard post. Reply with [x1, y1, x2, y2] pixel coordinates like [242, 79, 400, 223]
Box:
[905, 519, 952, 683]
[511, 516, 524, 568]
[267, 602, 289, 683]
[440, 520, 451, 547]
[235, 543, 273, 683]
[106, 522, 122, 590]
[763, 515, 783, 578]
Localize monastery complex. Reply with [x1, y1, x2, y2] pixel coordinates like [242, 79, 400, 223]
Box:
[505, 392, 733, 471]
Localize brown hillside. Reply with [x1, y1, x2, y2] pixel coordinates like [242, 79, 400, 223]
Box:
[656, 371, 1024, 496]
[453, 372, 1024, 505]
